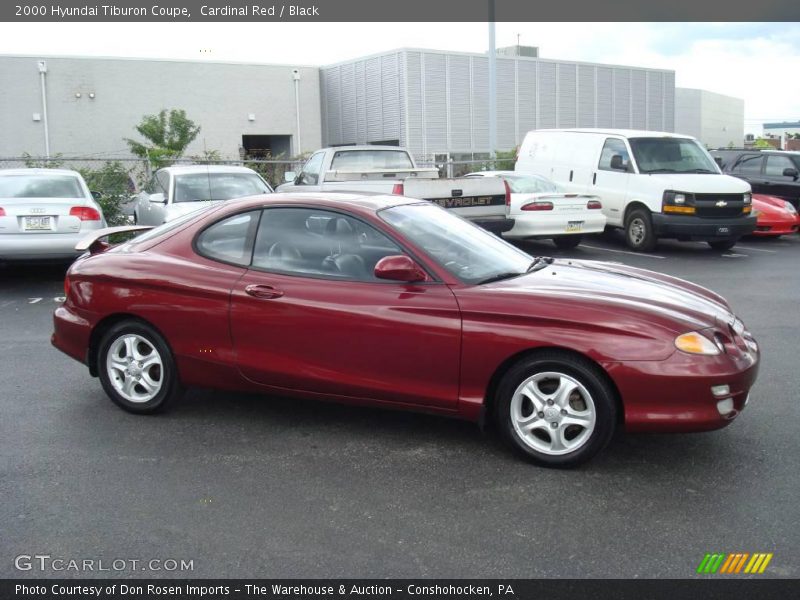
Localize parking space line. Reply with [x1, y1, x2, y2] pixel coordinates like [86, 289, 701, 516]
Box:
[579, 244, 666, 259]
[722, 253, 749, 258]
[734, 245, 778, 254]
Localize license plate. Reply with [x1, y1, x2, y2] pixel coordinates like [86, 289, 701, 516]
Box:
[565, 221, 583, 233]
[24, 216, 52, 230]
[716, 226, 730, 235]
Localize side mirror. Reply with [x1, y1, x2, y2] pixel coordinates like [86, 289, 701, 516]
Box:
[90, 190, 103, 201]
[149, 192, 167, 204]
[374, 255, 428, 283]
[284, 171, 296, 183]
[713, 157, 723, 167]
[782, 167, 799, 179]
[609, 154, 628, 171]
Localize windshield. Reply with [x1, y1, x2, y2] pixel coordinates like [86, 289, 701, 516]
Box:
[173, 172, 270, 203]
[628, 138, 719, 174]
[380, 203, 533, 284]
[503, 174, 560, 194]
[0, 174, 85, 199]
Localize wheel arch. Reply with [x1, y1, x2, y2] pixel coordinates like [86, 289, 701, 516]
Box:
[481, 346, 624, 429]
[623, 200, 652, 225]
[88, 313, 172, 378]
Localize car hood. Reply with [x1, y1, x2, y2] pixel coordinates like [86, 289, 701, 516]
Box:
[480, 258, 734, 334]
[753, 194, 797, 217]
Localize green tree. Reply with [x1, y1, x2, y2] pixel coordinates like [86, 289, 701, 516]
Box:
[753, 138, 773, 148]
[78, 161, 133, 226]
[125, 109, 200, 169]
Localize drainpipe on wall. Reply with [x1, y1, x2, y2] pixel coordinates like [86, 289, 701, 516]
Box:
[37, 60, 51, 158]
[292, 68, 302, 156]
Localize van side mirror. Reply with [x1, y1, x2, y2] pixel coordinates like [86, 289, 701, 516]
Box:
[149, 192, 167, 204]
[610, 155, 628, 171]
[713, 157, 723, 167]
[90, 190, 103, 201]
[782, 167, 798, 180]
[284, 171, 296, 183]
[374, 255, 428, 283]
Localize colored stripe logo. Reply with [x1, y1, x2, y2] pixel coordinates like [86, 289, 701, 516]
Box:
[697, 553, 773, 574]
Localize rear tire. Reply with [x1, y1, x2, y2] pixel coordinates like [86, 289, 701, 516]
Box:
[708, 239, 738, 251]
[97, 320, 181, 414]
[553, 235, 582, 250]
[494, 351, 617, 468]
[625, 208, 658, 252]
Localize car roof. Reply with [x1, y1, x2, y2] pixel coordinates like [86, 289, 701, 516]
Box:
[218, 192, 424, 215]
[0, 168, 83, 177]
[469, 170, 547, 179]
[158, 165, 261, 175]
[321, 146, 409, 152]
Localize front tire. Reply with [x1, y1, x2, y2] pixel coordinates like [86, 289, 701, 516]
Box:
[708, 239, 738, 251]
[97, 320, 181, 414]
[625, 208, 658, 252]
[494, 352, 617, 468]
[553, 235, 582, 250]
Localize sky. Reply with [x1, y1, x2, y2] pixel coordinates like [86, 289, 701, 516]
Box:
[1, 21, 798, 135]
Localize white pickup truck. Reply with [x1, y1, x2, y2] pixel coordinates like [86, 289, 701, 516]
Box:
[276, 146, 514, 234]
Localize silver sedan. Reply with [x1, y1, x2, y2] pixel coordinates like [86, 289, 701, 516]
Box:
[0, 168, 107, 260]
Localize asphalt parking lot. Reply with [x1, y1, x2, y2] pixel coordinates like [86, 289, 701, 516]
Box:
[1, 232, 799, 579]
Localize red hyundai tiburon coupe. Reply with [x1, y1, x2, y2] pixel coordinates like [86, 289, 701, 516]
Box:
[53, 193, 760, 467]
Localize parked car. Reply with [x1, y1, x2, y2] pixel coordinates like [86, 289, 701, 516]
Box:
[710, 149, 800, 210]
[53, 193, 759, 468]
[276, 146, 513, 234]
[133, 165, 272, 226]
[0, 168, 106, 261]
[465, 170, 606, 248]
[516, 129, 756, 252]
[750, 194, 800, 237]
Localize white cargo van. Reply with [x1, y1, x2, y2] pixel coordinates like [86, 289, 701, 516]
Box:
[515, 129, 756, 251]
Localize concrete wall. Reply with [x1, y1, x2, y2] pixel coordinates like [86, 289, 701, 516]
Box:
[321, 48, 676, 159]
[675, 87, 744, 149]
[0, 55, 322, 159]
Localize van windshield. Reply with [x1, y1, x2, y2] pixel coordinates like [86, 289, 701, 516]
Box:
[629, 138, 720, 174]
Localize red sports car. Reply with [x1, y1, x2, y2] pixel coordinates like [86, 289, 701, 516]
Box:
[752, 194, 800, 236]
[52, 193, 760, 467]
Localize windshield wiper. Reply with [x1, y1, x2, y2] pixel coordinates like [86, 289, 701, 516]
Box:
[681, 168, 716, 174]
[526, 256, 554, 273]
[643, 168, 678, 173]
[476, 272, 525, 285]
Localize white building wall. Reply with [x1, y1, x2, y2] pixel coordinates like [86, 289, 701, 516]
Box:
[675, 87, 744, 149]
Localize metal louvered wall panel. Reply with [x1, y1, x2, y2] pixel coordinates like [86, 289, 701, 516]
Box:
[355, 61, 367, 143]
[631, 70, 647, 130]
[578, 64, 596, 127]
[647, 71, 663, 131]
[497, 59, 516, 149]
[557, 63, 577, 127]
[324, 66, 342, 145]
[365, 57, 382, 142]
[423, 53, 447, 153]
[663, 71, 675, 132]
[404, 52, 424, 157]
[339, 64, 357, 143]
[471, 56, 489, 152]
[596, 67, 613, 128]
[381, 54, 401, 141]
[448, 55, 472, 151]
[517, 60, 536, 141]
[538, 62, 557, 129]
[613, 68, 630, 128]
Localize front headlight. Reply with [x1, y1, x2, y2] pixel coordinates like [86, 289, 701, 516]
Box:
[785, 202, 797, 215]
[675, 331, 721, 355]
[743, 192, 752, 205]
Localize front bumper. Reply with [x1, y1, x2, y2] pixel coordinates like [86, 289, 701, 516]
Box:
[471, 216, 515, 235]
[752, 216, 800, 236]
[607, 343, 759, 433]
[651, 213, 757, 241]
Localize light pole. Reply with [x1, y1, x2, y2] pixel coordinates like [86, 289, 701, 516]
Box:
[488, 0, 497, 161]
[292, 68, 302, 156]
[37, 60, 51, 158]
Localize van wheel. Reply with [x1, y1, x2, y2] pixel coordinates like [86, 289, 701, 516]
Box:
[708, 239, 738, 251]
[625, 208, 657, 252]
[553, 235, 582, 250]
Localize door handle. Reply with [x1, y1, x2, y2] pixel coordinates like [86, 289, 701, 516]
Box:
[245, 284, 284, 299]
[592, 172, 597, 185]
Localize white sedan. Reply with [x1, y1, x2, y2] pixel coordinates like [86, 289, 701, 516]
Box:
[466, 171, 606, 249]
[134, 165, 272, 226]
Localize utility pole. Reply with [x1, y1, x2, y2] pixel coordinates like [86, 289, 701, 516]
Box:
[37, 60, 50, 158]
[488, 0, 497, 161]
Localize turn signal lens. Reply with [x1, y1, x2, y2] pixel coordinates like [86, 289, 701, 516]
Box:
[0, 207, 5, 216]
[521, 201, 554, 211]
[675, 332, 721, 355]
[587, 200, 602, 209]
[663, 205, 696, 214]
[70, 206, 101, 221]
[391, 183, 404, 195]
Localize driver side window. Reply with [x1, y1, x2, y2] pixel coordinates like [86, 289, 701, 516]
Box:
[297, 152, 325, 186]
[251, 208, 402, 281]
[598, 138, 629, 171]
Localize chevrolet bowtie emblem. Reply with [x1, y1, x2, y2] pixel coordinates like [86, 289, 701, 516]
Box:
[715, 200, 728, 207]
